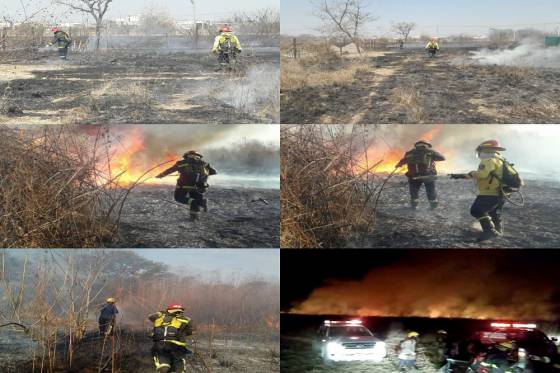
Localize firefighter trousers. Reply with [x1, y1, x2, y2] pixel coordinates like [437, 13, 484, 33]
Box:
[409, 180, 437, 205]
[174, 188, 205, 212]
[470, 195, 504, 223]
[152, 342, 190, 373]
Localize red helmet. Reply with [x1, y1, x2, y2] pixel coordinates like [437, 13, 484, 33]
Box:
[220, 26, 231, 33]
[476, 140, 506, 152]
[167, 304, 184, 312]
[51, 27, 60, 33]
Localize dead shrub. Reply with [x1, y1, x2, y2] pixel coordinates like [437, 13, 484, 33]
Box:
[281, 125, 395, 248]
[0, 126, 135, 247]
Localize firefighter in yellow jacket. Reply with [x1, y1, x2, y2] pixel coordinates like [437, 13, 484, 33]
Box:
[426, 38, 439, 56]
[451, 140, 507, 242]
[149, 304, 194, 373]
[212, 26, 242, 68]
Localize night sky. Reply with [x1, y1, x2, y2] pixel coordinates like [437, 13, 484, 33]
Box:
[282, 250, 560, 320]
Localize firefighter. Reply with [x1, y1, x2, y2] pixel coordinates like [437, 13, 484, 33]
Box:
[50, 27, 72, 60]
[398, 331, 420, 371]
[99, 297, 118, 336]
[451, 140, 506, 242]
[211, 26, 242, 68]
[149, 304, 194, 373]
[156, 151, 217, 221]
[395, 140, 446, 210]
[426, 37, 439, 56]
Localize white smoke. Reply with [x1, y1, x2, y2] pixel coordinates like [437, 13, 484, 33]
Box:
[470, 40, 560, 68]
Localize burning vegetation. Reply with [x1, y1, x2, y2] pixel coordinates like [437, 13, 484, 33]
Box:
[1, 124, 280, 248]
[281, 124, 560, 248]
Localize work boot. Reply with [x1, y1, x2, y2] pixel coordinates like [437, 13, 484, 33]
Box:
[410, 200, 419, 210]
[477, 217, 501, 242]
[202, 199, 208, 213]
[189, 212, 200, 221]
[429, 200, 439, 210]
[492, 217, 503, 235]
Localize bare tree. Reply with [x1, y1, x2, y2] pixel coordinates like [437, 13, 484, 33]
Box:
[55, 0, 113, 50]
[313, 0, 376, 55]
[392, 21, 416, 46]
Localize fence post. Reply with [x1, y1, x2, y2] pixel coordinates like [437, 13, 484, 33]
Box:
[292, 37, 297, 59]
[1, 27, 6, 51]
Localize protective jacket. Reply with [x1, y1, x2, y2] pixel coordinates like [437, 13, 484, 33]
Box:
[212, 32, 242, 53]
[426, 41, 439, 50]
[158, 155, 217, 191]
[149, 311, 194, 347]
[398, 339, 417, 360]
[467, 155, 504, 196]
[53, 31, 72, 48]
[99, 303, 119, 320]
[396, 147, 445, 178]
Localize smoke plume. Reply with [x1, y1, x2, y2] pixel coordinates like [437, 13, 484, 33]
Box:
[469, 40, 560, 68]
[290, 252, 559, 320]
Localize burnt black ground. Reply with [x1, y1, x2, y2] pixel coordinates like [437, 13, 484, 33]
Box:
[1, 48, 279, 124]
[2, 328, 279, 373]
[281, 49, 560, 124]
[116, 185, 280, 248]
[350, 177, 560, 248]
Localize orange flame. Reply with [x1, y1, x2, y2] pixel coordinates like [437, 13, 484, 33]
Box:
[352, 126, 452, 175]
[101, 127, 177, 187]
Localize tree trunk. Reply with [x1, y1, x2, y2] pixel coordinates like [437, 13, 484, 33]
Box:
[95, 21, 102, 50]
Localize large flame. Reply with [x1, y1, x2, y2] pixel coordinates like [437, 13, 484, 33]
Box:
[101, 127, 177, 187]
[352, 126, 453, 175]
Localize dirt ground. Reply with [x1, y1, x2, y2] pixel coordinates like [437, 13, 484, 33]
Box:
[281, 49, 560, 124]
[350, 177, 560, 248]
[116, 185, 280, 248]
[0, 48, 279, 124]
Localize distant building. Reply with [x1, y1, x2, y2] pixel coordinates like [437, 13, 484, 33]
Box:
[114, 16, 140, 26]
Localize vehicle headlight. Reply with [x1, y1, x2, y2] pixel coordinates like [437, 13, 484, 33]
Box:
[375, 341, 386, 350]
[327, 342, 342, 353]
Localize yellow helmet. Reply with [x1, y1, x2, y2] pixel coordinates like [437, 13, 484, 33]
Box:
[106, 297, 116, 303]
[408, 331, 420, 338]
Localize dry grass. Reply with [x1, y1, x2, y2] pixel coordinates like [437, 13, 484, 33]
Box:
[281, 44, 370, 91]
[0, 126, 135, 248]
[281, 125, 395, 248]
[391, 86, 426, 123]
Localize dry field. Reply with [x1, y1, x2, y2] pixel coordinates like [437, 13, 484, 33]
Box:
[281, 47, 560, 124]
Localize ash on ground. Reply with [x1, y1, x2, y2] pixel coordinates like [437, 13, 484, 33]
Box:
[354, 176, 560, 248]
[116, 185, 279, 248]
[281, 49, 560, 124]
[0, 48, 279, 124]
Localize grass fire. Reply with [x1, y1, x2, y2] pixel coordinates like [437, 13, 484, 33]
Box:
[281, 250, 560, 373]
[281, 124, 560, 248]
[0, 124, 280, 248]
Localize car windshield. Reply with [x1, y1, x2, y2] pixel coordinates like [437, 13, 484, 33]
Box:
[329, 326, 373, 338]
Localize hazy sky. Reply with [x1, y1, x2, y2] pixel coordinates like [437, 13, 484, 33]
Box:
[2, 0, 279, 23]
[281, 0, 560, 37]
[135, 249, 280, 281]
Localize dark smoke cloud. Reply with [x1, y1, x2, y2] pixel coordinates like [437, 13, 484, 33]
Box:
[290, 252, 559, 321]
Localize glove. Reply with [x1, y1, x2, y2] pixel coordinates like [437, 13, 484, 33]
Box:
[155, 173, 164, 179]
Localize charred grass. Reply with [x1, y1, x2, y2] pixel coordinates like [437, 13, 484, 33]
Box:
[281, 49, 560, 124]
